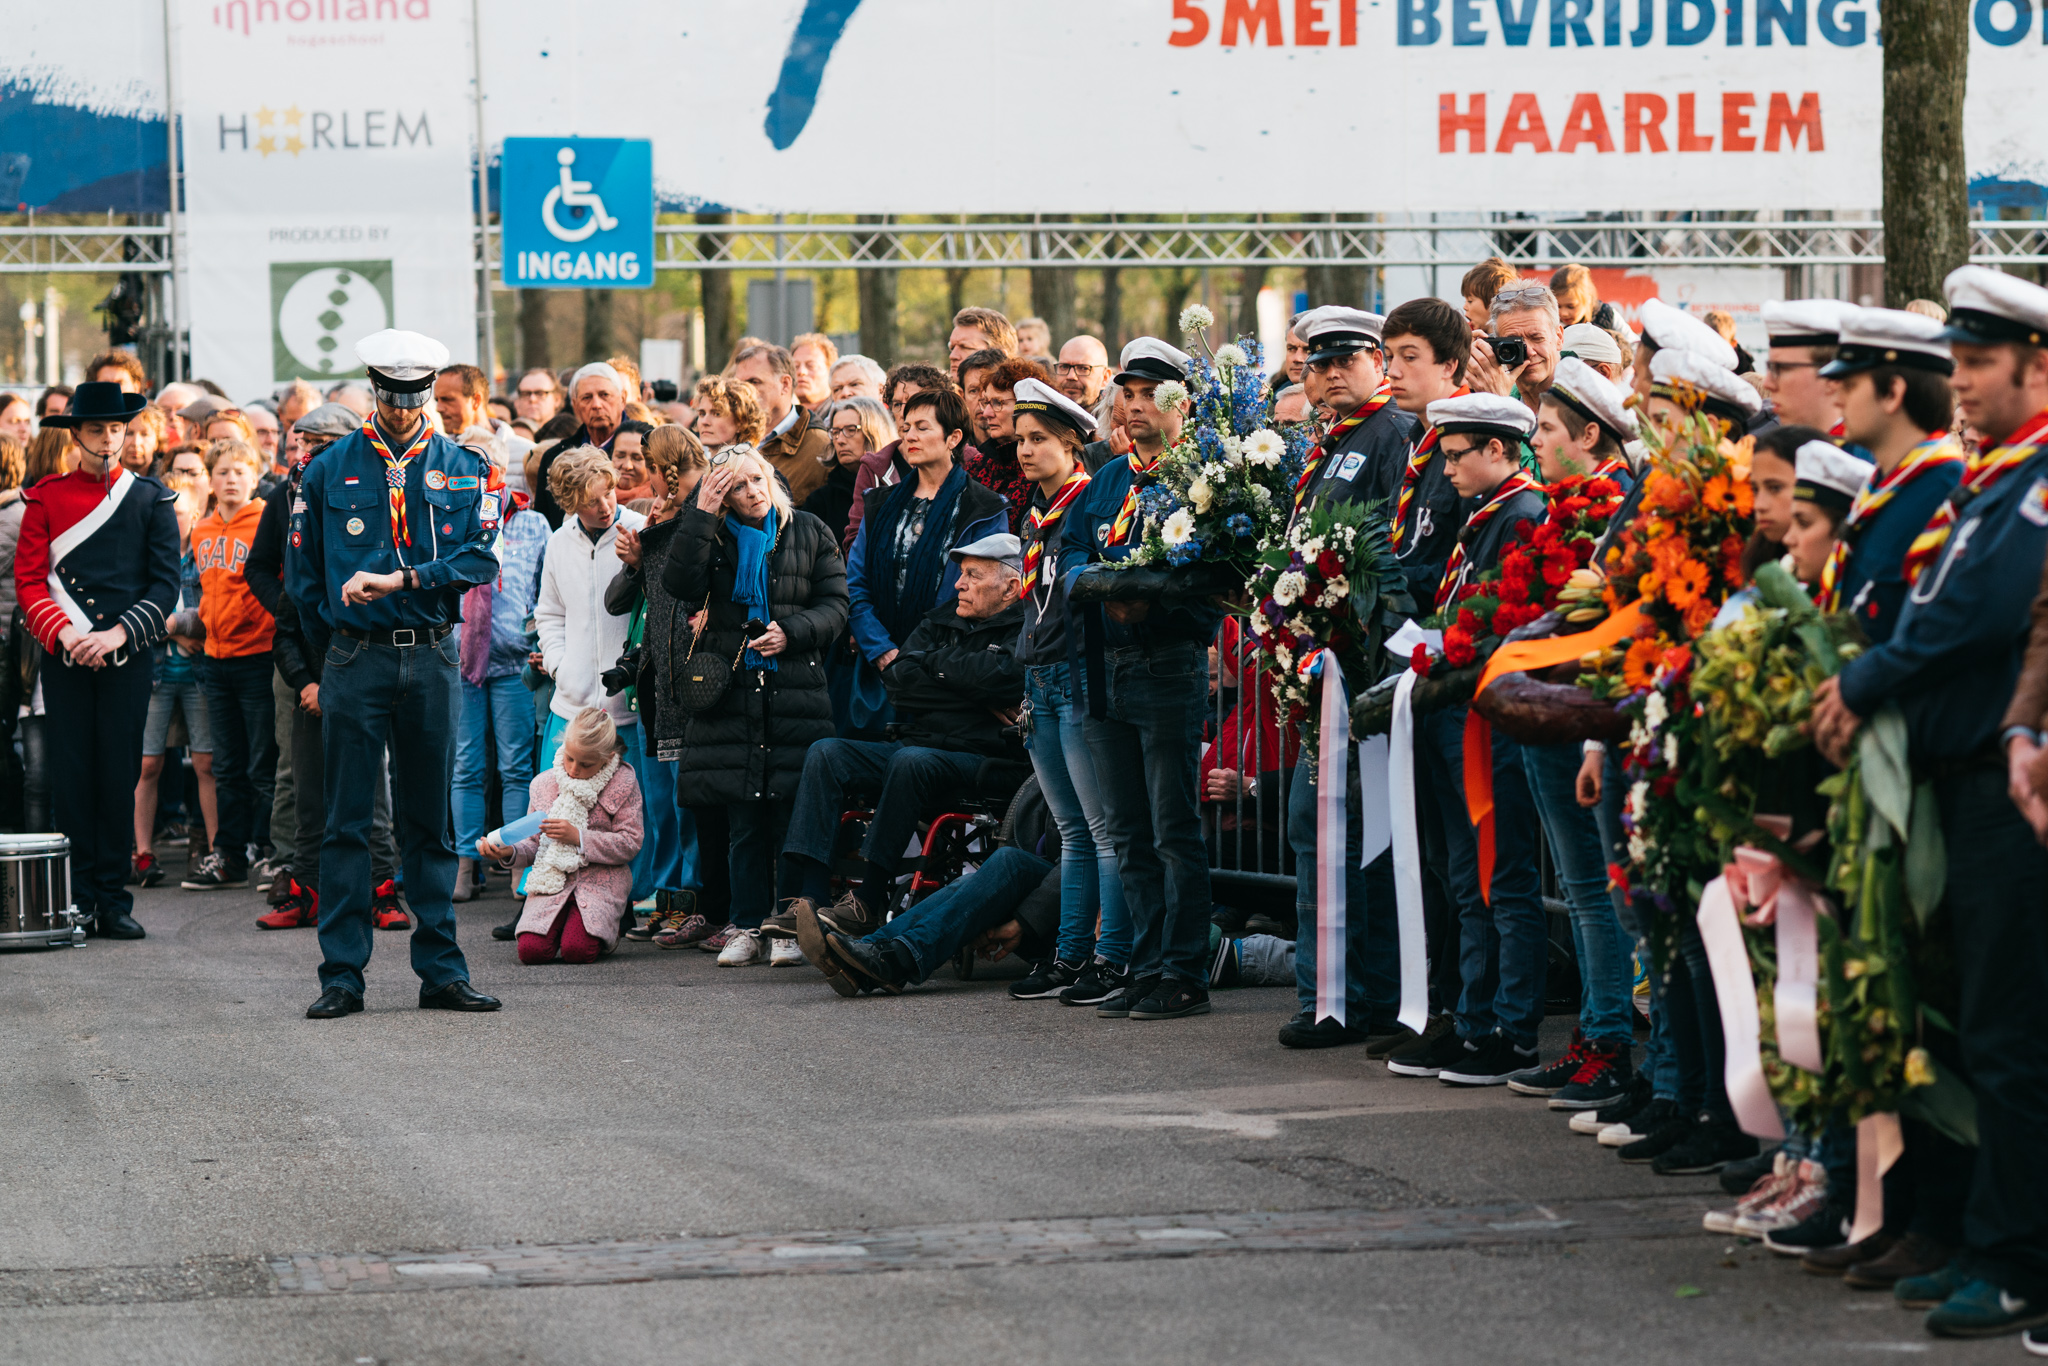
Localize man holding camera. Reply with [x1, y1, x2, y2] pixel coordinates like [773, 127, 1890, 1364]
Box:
[1469, 283, 1565, 419]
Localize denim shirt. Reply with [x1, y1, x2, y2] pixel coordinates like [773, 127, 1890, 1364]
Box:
[486, 507, 550, 678]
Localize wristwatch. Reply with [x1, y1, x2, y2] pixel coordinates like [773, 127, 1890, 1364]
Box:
[2001, 724, 2041, 754]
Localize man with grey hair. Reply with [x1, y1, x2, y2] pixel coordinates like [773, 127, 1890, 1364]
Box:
[532, 361, 626, 528]
[1471, 283, 1565, 417]
[829, 354, 887, 401]
[1272, 383, 1311, 428]
[732, 342, 831, 504]
[326, 382, 375, 420]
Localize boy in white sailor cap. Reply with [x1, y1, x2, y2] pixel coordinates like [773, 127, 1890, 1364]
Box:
[1815, 306, 1962, 638]
[1642, 348, 1764, 445]
[1288, 306, 1419, 521]
[1762, 299, 1852, 433]
[1811, 263, 2048, 1342]
[1631, 298, 1736, 406]
[1385, 392, 1555, 1086]
[1534, 356, 1636, 486]
[287, 328, 506, 1020]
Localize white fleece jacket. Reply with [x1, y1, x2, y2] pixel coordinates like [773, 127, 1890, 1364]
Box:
[534, 506, 646, 728]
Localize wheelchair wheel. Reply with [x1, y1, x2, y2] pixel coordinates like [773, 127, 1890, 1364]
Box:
[953, 946, 975, 980]
[994, 774, 1053, 858]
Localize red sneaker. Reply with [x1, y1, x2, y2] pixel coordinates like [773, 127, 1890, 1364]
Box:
[131, 851, 165, 888]
[371, 878, 410, 931]
[256, 882, 319, 930]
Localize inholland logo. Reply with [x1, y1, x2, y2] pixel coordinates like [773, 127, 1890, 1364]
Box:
[270, 260, 393, 382]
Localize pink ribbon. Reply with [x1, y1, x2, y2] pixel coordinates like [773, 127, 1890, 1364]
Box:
[1720, 845, 1826, 1075]
[1695, 876, 1786, 1141]
[1850, 1113, 1904, 1244]
[1315, 649, 1348, 1026]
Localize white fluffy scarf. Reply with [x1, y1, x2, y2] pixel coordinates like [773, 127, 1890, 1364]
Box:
[525, 752, 621, 896]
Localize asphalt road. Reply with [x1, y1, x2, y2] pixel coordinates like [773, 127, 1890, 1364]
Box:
[0, 878, 2004, 1365]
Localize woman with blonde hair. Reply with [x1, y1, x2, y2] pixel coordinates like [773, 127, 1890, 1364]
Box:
[481, 706, 644, 964]
[662, 443, 847, 964]
[691, 375, 766, 450]
[122, 405, 167, 476]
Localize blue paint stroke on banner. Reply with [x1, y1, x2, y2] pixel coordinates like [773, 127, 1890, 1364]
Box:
[764, 0, 865, 151]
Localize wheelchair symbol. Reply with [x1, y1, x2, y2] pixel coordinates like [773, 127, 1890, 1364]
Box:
[540, 147, 619, 243]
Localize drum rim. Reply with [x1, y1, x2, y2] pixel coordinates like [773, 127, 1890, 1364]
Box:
[0, 833, 70, 852]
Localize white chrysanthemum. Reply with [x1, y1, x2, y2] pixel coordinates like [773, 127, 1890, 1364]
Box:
[1179, 303, 1215, 336]
[1275, 644, 1294, 673]
[1188, 478, 1214, 514]
[1219, 434, 1244, 467]
[1162, 508, 1197, 546]
[1242, 429, 1285, 468]
[1664, 734, 1680, 768]
[1643, 692, 1668, 732]
[1214, 343, 1247, 369]
[1272, 570, 1306, 606]
[1155, 380, 1190, 413]
[1251, 484, 1273, 504]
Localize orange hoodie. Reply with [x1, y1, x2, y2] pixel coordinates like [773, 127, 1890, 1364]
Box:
[194, 498, 275, 658]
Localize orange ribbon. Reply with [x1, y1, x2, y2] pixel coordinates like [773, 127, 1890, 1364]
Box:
[1460, 602, 1645, 903]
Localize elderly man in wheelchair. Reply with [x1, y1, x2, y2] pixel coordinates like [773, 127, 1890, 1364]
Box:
[763, 533, 1027, 944]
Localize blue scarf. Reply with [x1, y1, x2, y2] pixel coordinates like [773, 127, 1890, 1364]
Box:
[866, 462, 968, 647]
[726, 506, 779, 672]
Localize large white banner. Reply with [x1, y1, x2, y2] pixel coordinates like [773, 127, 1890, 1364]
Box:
[482, 0, 2045, 215]
[178, 0, 476, 400]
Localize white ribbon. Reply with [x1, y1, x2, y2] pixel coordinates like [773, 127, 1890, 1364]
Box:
[1355, 735, 1391, 869]
[1849, 1113, 1905, 1244]
[1315, 648, 1349, 1026]
[1388, 668, 1428, 1033]
[1695, 876, 1787, 1141]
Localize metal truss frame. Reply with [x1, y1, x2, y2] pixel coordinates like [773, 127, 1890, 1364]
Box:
[0, 224, 174, 274]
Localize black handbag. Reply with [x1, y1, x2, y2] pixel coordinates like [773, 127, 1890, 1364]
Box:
[672, 628, 746, 715]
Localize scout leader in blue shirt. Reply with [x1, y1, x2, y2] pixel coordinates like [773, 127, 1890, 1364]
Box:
[287, 330, 505, 1021]
[1812, 266, 2048, 1341]
[1813, 305, 1964, 644]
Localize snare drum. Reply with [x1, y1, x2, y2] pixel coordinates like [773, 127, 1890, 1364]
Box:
[0, 833, 82, 949]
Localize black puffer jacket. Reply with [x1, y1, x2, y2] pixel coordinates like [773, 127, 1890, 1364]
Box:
[662, 503, 848, 805]
[883, 598, 1026, 756]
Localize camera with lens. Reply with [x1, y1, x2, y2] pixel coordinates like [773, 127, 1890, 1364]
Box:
[601, 643, 645, 696]
[1484, 335, 1529, 370]
[650, 379, 679, 403]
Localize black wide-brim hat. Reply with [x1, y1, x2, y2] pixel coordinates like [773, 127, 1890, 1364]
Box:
[40, 381, 148, 428]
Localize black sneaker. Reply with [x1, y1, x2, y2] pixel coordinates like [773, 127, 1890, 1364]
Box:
[180, 851, 249, 890]
[1277, 1009, 1370, 1049]
[1059, 959, 1126, 1006]
[1386, 1019, 1466, 1077]
[2022, 1326, 2048, 1357]
[1210, 935, 1242, 988]
[1010, 959, 1082, 1000]
[1569, 1074, 1651, 1134]
[1097, 974, 1159, 1019]
[1506, 1028, 1588, 1096]
[1762, 1198, 1851, 1256]
[1547, 1039, 1634, 1110]
[1439, 1032, 1541, 1086]
[1718, 1145, 1783, 1197]
[1618, 1111, 1698, 1163]
[1130, 979, 1211, 1020]
[1651, 1118, 1760, 1175]
[1366, 1025, 1420, 1060]
[1602, 1096, 1687, 1149]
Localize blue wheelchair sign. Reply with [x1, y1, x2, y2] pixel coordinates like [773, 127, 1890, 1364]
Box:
[501, 138, 654, 290]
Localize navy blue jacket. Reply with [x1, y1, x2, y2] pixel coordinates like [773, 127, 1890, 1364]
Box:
[1838, 450, 2048, 761]
[1060, 450, 1225, 655]
[286, 422, 501, 650]
[1833, 456, 1962, 646]
[1291, 401, 1419, 518]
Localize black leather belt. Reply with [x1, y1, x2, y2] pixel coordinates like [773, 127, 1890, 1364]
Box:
[336, 624, 452, 648]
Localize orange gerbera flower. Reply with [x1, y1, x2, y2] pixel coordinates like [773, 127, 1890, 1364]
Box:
[1623, 636, 1665, 689]
[1701, 474, 1735, 512]
[1665, 559, 1711, 610]
[1731, 480, 1755, 516]
[1683, 595, 1718, 636]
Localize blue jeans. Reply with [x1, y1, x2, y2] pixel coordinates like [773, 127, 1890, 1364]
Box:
[1523, 741, 1636, 1045]
[782, 738, 982, 874]
[1083, 641, 1213, 986]
[454, 673, 536, 853]
[1418, 705, 1548, 1049]
[200, 652, 277, 861]
[316, 632, 468, 997]
[639, 754, 696, 892]
[1287, 750, 1399, 1028]
[1592, 748, 1675, 1098]
[1025, 663, 1130, 967]
[868, 845, 1053, 982]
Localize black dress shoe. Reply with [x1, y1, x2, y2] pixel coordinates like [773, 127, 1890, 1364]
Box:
[97, 912, 147, 940]
[419, 980, 502, 1012]
[491, 918, 520, 942]
[306, 985, 364, 1019]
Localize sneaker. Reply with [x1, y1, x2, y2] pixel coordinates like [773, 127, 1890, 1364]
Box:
[1277, 1009, 1371, 1049]
[2025, 1327, 2048, 1357]
[1210, 935, 1242, 988]
[1717, 1145, 1783, 1196]
[180, 851, 248, 890]
[1570, 1075, 1651, 1134]
[1703, 1152, 1793, 1234]
[131, 851, 165, 888]
[699, 924, 736, 954]
[1732, 1159, 1829, 1237]
[1096, 974, 1159, 1019]
[1439, 1032, 1541, 1086]
[1802, 1231, 1897, 1278]
[654, 913, 714, 950]
[1761, 1197, 1851, 1255]
[370, 879, 409, 932]
[1129, 979, 1211, 1020]
[717, 927, 765, 966]
[491, 917, 520, 942]
[1617, 1110, 1696, 1163]
[1843, 1232, 1952, 1290]
[1651, 1117, 1758, 1175]
[252, 854, 287, 892]
[156, 820, 190, 848]
[1602, 1096, 1685, 1148]
[814, 890, 881, 939]
[1365, 1025, 1420, 1060]
[820, 931, 906, 996]
[1925, 1277, 2048, 1339]
[255, 883, 320, 930]
[1897, 1263, 1971, 1310]
[1506, 1028, 1589, 1096]
[1386, 1021, 1470, 1078]
[1058, 958, 1126, 1006]
[768, 936, 805, 966]
[760, 901, 803, 940]
[1546, 1039, 1634, 1110]
[1010, 959, 1082, 1001]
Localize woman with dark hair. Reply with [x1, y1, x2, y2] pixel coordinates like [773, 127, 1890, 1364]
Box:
[841, 389, 1008, 737]
[969, 357, 1039, 535]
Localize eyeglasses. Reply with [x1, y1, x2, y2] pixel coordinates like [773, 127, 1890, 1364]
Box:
[516, 386, 555, 398]
[1492, 285, 1555, 308]
[1439, 441, 1480, 463]
[1052, 363, 1104, 378]
[1764, 361, 1819, 378]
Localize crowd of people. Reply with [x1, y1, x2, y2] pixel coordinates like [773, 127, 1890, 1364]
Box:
[9, 259, 2048, 1348]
